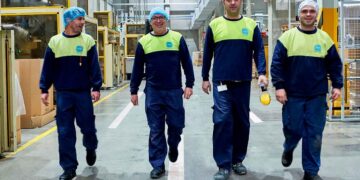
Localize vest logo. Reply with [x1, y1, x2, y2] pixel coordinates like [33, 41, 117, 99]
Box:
[166, 41, 173, 48]
[242, 28, 249, 36]
[314, 44, 321, 53]
[76, 45, 84, 53]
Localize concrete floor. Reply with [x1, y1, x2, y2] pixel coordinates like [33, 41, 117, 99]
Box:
[0, 66, 359, 180]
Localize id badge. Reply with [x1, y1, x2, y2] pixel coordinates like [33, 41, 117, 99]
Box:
[217, 84, 228, 92]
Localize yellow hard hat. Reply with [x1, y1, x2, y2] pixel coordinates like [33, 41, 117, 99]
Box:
[260, 92, 271, 105]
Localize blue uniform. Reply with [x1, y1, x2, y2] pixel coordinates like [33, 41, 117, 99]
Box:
[40, 32, 102, 171]
[202, 16, 266, 170]
[130, 30, 194, 169]
[271, 27, 343, 175]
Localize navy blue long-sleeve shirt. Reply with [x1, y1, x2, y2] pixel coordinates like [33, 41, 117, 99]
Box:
[271, 27, 343, 97]
[130, 30, 195, 95]
[40, 32, 102, 93]
[202, 16, 266, 81]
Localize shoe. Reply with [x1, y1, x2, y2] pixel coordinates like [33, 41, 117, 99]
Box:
[86, 149, 96, 166]
[303, 172, 322, 180]
[281, 148, 294, 167]
[150, 167, 165, 179]
[59, 170, 76, 180]
[213, 168, 230, 180]
[232, 162, 247, 175]
[168, 148, 178, 162]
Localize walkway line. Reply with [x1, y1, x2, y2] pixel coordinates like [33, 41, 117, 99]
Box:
[108, 92, 144, 129]
[4, 84, 129, 159]
[250, 111, 263, 123]
[168, 135, 184, 180]
[5, 126, 57, 158]
[93, 84, 129, 106]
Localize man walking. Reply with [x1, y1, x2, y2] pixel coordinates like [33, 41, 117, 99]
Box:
[202, 0, 268, 179]
[271, 1, 343, 179]
[40, 7, 102, 180]
[130, 7, 195, 179]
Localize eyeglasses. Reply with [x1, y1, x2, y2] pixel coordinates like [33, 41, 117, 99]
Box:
[151, 16, 165, 21]
[300, 9, 316, 14]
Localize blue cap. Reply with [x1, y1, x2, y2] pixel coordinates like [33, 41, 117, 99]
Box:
[63, 7, 86, 27]
[148, 7, 169, 21]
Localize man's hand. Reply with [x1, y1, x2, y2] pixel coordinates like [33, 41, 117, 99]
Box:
[258, 75, 268, 87]
[184, 87, 193, 99]
[92, 91, 100, 102]
[131, 94, 138, 105]
[275, 89, 287, 104]
[41, 93, 49, 106]
[331, 88, 341, 101]
[202, 81, 211, 94]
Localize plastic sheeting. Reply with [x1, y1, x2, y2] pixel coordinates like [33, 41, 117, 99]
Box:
[14, 73, 26, 116]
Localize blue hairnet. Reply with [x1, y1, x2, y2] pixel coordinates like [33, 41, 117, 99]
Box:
[63, 7, 86, 27]
[148, 7, 169, 21]
[298, 0, 319, 15]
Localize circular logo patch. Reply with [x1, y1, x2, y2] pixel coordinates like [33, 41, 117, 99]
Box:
[314, 44, 321, 52]
[166, 42, 173, 48]
[242, 28, 249, 36]
[76, 45, 84, 53]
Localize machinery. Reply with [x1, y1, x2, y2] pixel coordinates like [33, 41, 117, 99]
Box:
[124, 23, 145, 80]
[0, 6, 65, 59]
[95, 11, 123, 88]
[94, 11, 115, 29]
[98, 26, 122, 88]
[0, 7, 64, 129]
[317, 1, 351, 118]
[85, 16, 98, 41]
[0, 1, 105, 59]
[85, 16, 99, 55]
[1, 0, 69, 7]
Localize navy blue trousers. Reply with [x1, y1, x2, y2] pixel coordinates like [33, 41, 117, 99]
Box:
[145, 87, 185, 169]
[56, 91, 98, 171]
[212, 81, 251, 170]
[282, 95, 327, 175]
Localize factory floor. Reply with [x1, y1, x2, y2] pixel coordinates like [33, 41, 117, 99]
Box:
[0, 66, 359, 180]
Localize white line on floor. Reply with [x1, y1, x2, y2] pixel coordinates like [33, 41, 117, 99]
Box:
[168, 134, 184, 180]
[250, 111, 263, 123]
[108, 92, 144, 129]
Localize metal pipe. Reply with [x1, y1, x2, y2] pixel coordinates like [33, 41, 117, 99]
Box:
[112, 3, 197, 6]
[1, 24, 17, 30]
[268, 0, 273, 83]
[288, 0, 291, 30]
[340, 0, 345, 121]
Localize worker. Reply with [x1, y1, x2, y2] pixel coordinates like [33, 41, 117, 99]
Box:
[202, 0, 268, 179]
[39, 7, 102, 180]
[130, 7, 195, 179]
[271, 1, 343, 180]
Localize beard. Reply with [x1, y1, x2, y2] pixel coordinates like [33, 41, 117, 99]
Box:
[72, 26, 83, 34]
[300, 19, 316, 27]
[226, 9, 241, 17]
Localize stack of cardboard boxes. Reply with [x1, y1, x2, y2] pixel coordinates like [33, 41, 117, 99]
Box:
[16, 59, 56, 129]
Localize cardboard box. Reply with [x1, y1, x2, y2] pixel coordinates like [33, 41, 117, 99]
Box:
[21, 110, 56, 129]
[28, 110, 56, 128]
[16, 116, 21, 144]
[16, 59, 55, 128]
[17, 129, 21, 145]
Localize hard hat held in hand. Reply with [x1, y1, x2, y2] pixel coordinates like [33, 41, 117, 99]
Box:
[260, 84, 271, 106]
